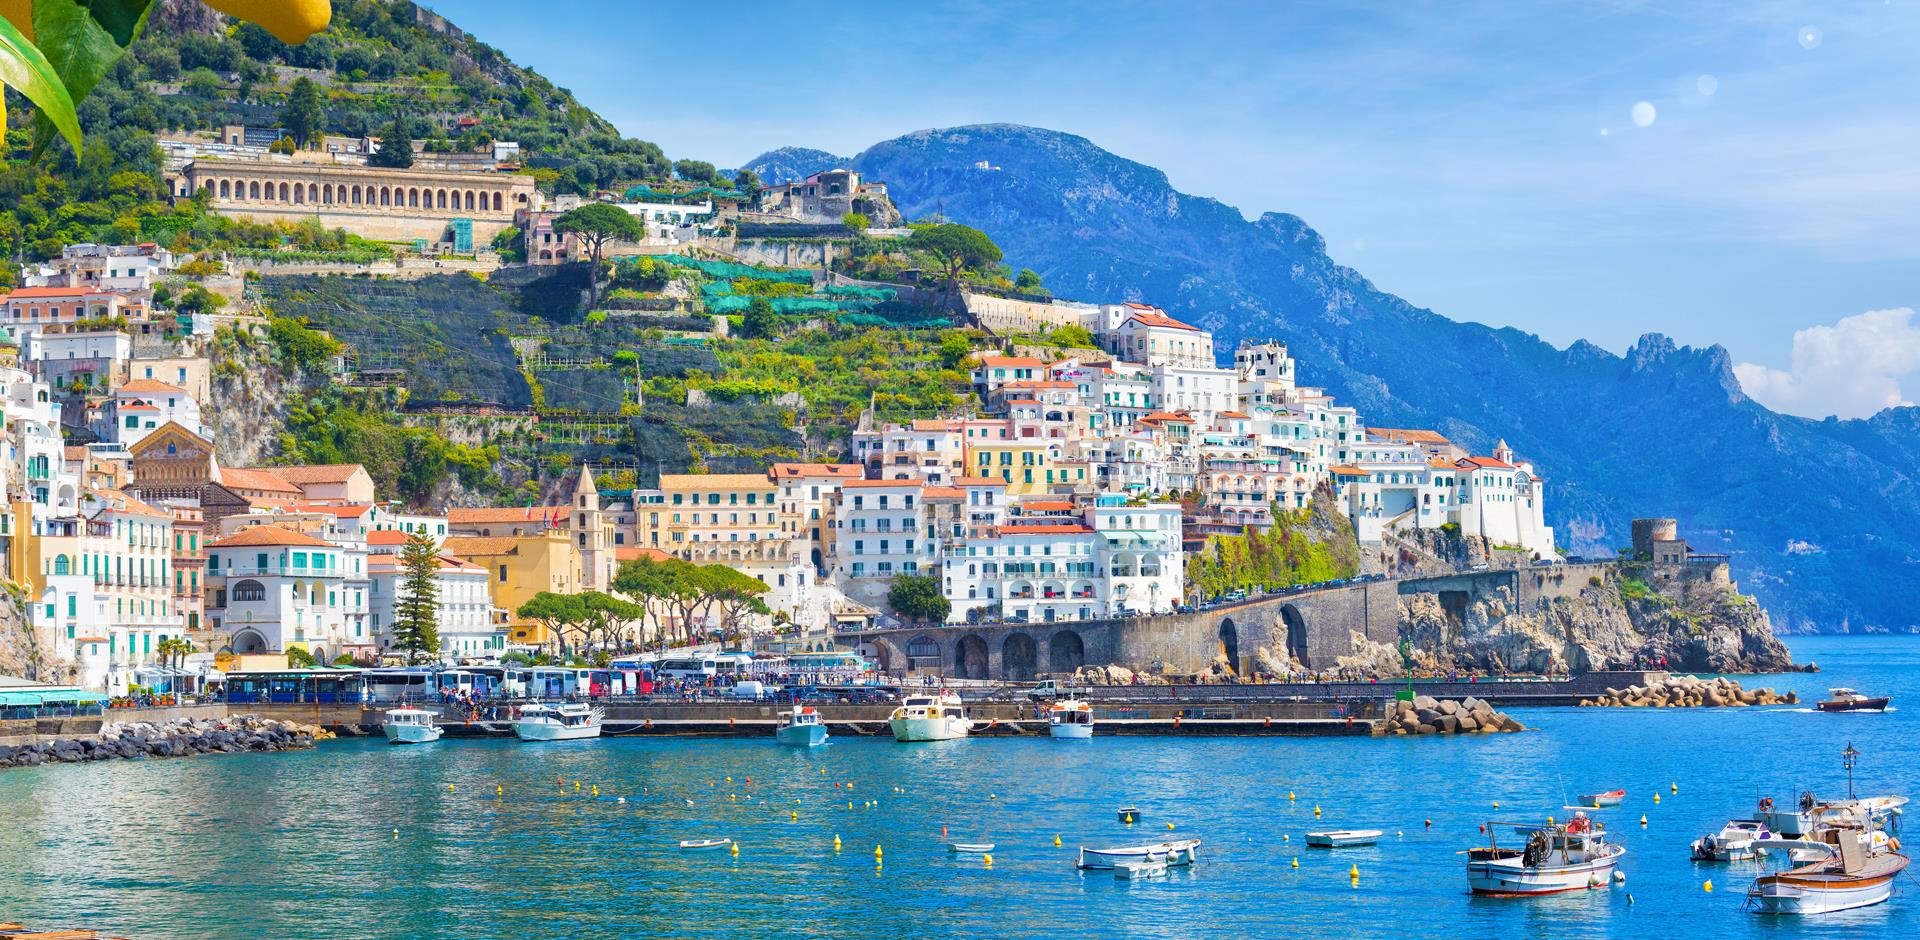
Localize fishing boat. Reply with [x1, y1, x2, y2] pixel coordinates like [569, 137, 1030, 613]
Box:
[1577, 789, 1626, 808]
[1047, 699, 1095, 739]
[1748, 826, 1908, 914]
[381, 707, 443, 744]
[1077, 838, 1201, 870]
[774, 705, 829, 747]
[512, 702, 603, 742]
[1817, 688, 1891, 712]
[1115, 859, 1168, 880]
[679, 838, 732, 851]
[946, 842, 995, 854]
[1690, 819, 1774, 861]
[1759, 792, 1908, 838]
[887, 691, 971, 742]
[1306, 829, 1384, 848]
[1466, 815, 1624, 896]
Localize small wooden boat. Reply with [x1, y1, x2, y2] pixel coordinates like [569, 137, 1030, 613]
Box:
[1817, 689, 1890, 712]
[1748, 827, 1908, 914]
[1116, 805, 1142, 823]
[1077, 838, 1201, 870]
[1306, 829, 1383, 848]
[1115, 859, 1168, 880]
[946, 842, 995, 854]
[679, 838, 732, 851]
[1577, 789, 1626, 808]
[1466, 816, 1624, 896]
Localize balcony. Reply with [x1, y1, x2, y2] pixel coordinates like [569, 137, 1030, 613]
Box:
[212, 564, 340, 578]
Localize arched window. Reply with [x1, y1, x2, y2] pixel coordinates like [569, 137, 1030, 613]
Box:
[436, 189, 447, 209]
[492, 192, 502, 211]
[278, 182, 289, 201]
[464, 191, 475, 210]
[248, 180, 260, 199]
[53, 554, 70, 576]
[232, 580, 266, 602]
[408, 188, 419, 208]
[218, 179, 231, 198]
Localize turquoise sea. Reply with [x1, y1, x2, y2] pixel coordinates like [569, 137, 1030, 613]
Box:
[2, 635, 1916, 939]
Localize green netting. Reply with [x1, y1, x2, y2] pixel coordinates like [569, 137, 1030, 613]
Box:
[645, 254, 813, 284]
[838, 312, 952, 329]
[621, 185, 748, 203]
[820, 285, 895, 300]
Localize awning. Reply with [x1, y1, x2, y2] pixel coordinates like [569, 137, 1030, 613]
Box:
[0, 689, 106, 707]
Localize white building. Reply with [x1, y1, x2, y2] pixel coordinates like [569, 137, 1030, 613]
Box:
[108, 378, 203, 448]
[366, 530, 500, 658]
[205, 524, 371, 662]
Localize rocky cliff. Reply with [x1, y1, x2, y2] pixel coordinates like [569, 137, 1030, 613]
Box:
[0, 584, 69, 684]
[205, 324, 324, 468]
[1334, 565, 1797, 678]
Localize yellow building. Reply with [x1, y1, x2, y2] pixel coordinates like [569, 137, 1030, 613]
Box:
[965, 440, 1087, 495]
[633, 473, 784, 550]
[439, 532, 580, 650]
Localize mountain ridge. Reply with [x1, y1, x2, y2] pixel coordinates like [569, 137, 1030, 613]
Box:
[743, 123, 1920, 633]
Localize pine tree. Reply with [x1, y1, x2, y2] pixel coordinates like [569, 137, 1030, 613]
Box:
[394, 533, 441, 663]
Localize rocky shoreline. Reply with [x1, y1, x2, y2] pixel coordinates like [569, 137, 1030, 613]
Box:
[0, 715, 327, 770]
[1384, 695, 1525, 735]
[1578, 674, 1796, 708]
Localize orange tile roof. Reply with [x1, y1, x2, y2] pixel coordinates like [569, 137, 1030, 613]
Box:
[208, 524, 334, 549]
[218, 467, 300, 494]
[1459, 456, 1516, 470]
[839, 479, 923, 489]
[908, 420, 962, 432]
[1328, 464, 1369, 475]
[1140, 411, 1193, 423]
[367, 530, 411, 546]
[257, 464, 367, 484]
[447, 506, 548, 524]
[920, 486, 965, 499]
[441, 536, 522, 557]
[90, 487, 167, 518]
[770, 462, 865, 479]
[1019, 500, 1076, 511]
[615, 547, 674, 562]
[290, 502, 374, 518]
[1217, 411, 1250, 419]
[117, 378, 186, 395]
[3, 286, 91, 299]
[1124, 310, 1201, 332]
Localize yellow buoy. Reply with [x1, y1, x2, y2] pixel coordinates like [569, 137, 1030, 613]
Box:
[1547, 815, 1556, 826]
[1703, 879, 1713, 893]
[448, 784, 455, 793]
[1671, 783, 1679, 794]
[821, 768, 827, 775]
[392, 828, 399, 838]
[1313, 805, 1322, 818]
[1282, 835, 1290, 843]
[791, 811, 798, 821]
[848, 801, 854, 810]
[1054, 834, 1062, 847]
[592, 786, 599, 797]
[1288, 792, 1296, 801]
[1349, 864, 1360, 884]
[1653, 794, 1661, 804]
[727, 776, 733, 783]
[1167, 822, 1175, 831]
[1124, 814, 1134, 825]
[874, 845, 884, 859]
[496, 785, 503, 797]
[575, 781, 581, 792]
[1291, 857, 1299, 869]
[983, 854, 994, 867]
[1493, 801, 1500, 809]
[731, 842, 740, 857]
[1640, 814, 1649, 826]
[989, 793, 996, 800]
[833, 834, 842, 850]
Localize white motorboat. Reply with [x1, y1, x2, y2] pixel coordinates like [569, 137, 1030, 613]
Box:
[774, 705, 829, 747]
[946, 842, 995, 854]
[1691, 819, 1774, 861]
[1466, 816, 1624, 896]
[1577, 789, 1626, 808]
[1749, 826, 1909, 915]
[512, 702, 603, 741]
[1306, 829, 1383, 848]
[1077, 838, 1201, 870]
[1047, 699, 1094, 739]
[381, 707, 443, 744]
[888, 691, 971, 742]
[1759, 792, 1908, 839]
[679, 838, 732, 851]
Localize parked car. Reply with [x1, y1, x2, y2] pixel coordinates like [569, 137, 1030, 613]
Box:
[1027, 679, 1092, 702]
[1175, 604, 1196, 615]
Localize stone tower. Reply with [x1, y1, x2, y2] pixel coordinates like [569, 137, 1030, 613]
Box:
[571, 463, 614, 591]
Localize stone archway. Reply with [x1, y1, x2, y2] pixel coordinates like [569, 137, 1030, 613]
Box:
[1218, 617, 1240, 674]
[1002, 632, 1037, 681]
[231, 630, 268, 654]
[1282, 604, 1309, 668]
[1048, 629, 1085, 674]
[955, 634, 989, 680]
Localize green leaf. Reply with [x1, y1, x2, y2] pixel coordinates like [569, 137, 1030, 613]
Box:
[29, 0, 155, 154]
[0, 14, 83, 155]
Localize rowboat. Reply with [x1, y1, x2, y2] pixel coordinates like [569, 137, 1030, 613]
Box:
[1577, 789, 1626, 808]
[679, 838, 732, 851]
[1115, 859, 1168, 880]
[1466, 816, 1624, 896]
[1077, 839, 1201, 870]
[946, 842, 995, 854]
[1306, 829, 1383, 848]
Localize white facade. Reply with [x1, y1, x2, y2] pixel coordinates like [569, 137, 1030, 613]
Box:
[205, 525, 371, 662]
[369, 552, 500, 658]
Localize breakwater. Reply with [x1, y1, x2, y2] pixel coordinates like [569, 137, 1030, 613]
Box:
[0, 715, 319, 770]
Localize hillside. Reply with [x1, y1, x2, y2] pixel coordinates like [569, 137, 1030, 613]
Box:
[741, 124, 1920, 634]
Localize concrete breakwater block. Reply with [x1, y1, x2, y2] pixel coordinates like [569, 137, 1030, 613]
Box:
[1384, 697, 1523, 735]
[1577, 675, 1795, 708]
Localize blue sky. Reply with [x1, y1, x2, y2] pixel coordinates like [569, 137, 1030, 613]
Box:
[437, 1, 1920, 419]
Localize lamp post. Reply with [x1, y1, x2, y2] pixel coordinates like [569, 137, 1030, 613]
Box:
[1842, 742, 1859, 800]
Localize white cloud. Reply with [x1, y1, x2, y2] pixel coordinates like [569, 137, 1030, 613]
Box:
[1735, 307, 1920, 419]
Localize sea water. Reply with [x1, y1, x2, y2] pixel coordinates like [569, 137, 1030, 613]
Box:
[1, 636, 1914, 939]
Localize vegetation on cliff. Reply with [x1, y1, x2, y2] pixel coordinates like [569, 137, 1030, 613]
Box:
[1187, 487, 1360, 599]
